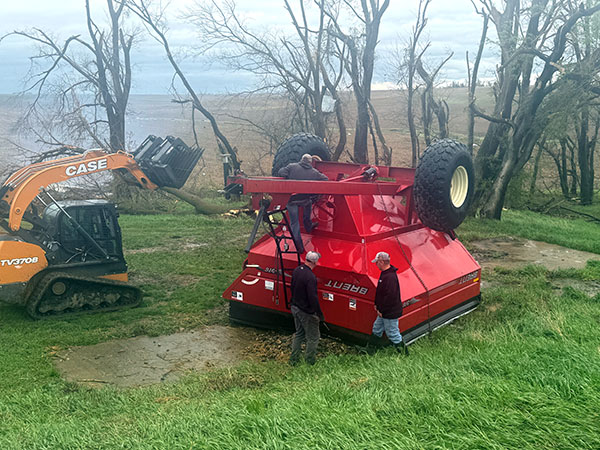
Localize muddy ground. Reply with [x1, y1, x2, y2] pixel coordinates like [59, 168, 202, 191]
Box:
[53, 237, 600, 388]
[53, 326, 350, 388]
[468, 237, 598, 271]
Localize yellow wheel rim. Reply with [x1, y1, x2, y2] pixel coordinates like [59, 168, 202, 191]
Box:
[450, 166, 469, 208]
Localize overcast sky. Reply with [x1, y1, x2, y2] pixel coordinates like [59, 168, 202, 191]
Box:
[0, 0, 498, 95]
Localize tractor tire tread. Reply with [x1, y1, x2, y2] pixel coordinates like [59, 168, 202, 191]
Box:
[271, 133, 331, 176]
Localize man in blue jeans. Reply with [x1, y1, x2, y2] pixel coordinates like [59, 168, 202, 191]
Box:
[370, 251, 409, 355]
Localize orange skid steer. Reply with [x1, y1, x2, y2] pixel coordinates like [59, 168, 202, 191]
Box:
[0, 136, 202, 318]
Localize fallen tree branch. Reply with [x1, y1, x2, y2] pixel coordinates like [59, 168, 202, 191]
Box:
[161, 187, 230, 215]
[558, 206, 600, 223]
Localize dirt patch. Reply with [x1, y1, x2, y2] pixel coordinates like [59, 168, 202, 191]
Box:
[470, 237, 599, 271]
[54, 326, 259, 388]
[241, 329, 351, 362]
[52, 325, 352, 388]
[472, 238, 600, 298]
[552, 279, 600, 298]
[125, 239, 209, 255]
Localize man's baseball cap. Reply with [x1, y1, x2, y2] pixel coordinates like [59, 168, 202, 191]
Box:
[371, 251, 390, 263]
[306, 251, 321, 263]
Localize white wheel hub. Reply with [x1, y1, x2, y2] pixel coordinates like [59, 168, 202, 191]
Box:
[450, 166, 469, 208]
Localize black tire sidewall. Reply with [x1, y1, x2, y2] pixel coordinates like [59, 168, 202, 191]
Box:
[413, 139, 474, 232]
[271, 133, 331, 176]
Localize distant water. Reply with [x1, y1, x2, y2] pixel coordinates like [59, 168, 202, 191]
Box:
[0, 94, 199, 172]
[0, 95, 32, 172]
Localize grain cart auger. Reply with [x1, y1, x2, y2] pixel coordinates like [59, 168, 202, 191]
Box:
[0, 136, 202, 319]
[223, 133, 481, 345]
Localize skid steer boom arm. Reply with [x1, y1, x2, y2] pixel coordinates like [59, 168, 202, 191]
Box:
[1, 135, 203, 232]
[1, 151, 156, 232]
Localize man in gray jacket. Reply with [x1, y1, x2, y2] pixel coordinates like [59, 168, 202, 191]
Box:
[278, 154, 328, 253]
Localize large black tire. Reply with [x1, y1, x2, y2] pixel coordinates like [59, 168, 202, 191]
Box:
[271, 133, 331, 176]
[413, 139, 474, 232]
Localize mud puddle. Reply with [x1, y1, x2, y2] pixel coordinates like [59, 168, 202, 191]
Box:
[552, 279, 600, 298]
[471, 237, 600, 295]
[470, 237, 599, 271]
[52, 325, 350, 388]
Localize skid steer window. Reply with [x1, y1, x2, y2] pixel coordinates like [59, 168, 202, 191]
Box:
[59, 207, 119, 257]
[60, 217, 78, 241]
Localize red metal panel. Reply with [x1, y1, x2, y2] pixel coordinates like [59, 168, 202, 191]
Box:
[224, 224, 480, 337]
[232, 177, 409, 196]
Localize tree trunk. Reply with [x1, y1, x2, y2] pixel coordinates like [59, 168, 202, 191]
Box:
[354, 101, 370, 163]
[481, 151, 517, 219]
[161, 187, 229, 215]
[558, 140, 570, 198]
[467, 14, 488, 155]
[569, 140, 579, 197]
[421, 89, 431, 146]
[577, 107, 595, 205]
[330, 97, 347, 161]
[407, 86, 419, 167]
[436, 100, 449, 139]
[529, 141, 543, 196]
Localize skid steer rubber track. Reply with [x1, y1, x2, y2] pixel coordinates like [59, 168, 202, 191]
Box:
[25, 272, 142, 319]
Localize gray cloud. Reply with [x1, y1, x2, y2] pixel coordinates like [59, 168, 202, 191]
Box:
[0, 0, 498, 94]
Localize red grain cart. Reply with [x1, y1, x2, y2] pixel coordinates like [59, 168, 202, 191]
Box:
[223, 134, 480, 345]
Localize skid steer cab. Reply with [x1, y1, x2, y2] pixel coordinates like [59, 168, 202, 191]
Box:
[223, 133, 481, 345]
[0, 135, 203, 319]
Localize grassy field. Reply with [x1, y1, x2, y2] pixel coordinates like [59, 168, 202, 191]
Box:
[1, 208, 600, 449]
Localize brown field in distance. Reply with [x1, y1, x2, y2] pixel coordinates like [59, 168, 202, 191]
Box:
[5, 86, 591, 195]
[166, 86, 496, 188]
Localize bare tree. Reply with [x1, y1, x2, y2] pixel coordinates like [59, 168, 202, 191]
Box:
[470, 0, 600, 219]
[127, 0, 241, 177]
[392, 0, 451, 164]
[416, 53, 453, 146]
[2, 0, 134, 153]
[528, 139, 544, 197]
[180, 0, 347, 158]
[568, 2, 600, 205]
[543, 138, 571, 198]
[466, 12, 489, 155]
[325, 0, 390, 164]
[403, 0, 430, 167]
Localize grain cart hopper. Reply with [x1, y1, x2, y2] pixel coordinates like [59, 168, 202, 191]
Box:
[0, 136, 202, 318]
[223, 133, 481, 344]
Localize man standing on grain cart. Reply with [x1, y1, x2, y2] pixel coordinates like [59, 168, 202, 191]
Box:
[278, 154, 328, 254]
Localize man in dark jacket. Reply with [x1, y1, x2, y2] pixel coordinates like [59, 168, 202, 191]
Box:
[289, 251, 324, 365]
[278, 154, 328, 253]
[370, 251, 408, 355]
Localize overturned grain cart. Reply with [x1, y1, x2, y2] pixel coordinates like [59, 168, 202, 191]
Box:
[223, 134, 481, 345]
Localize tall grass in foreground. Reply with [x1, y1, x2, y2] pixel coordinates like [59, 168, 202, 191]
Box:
[0, 210, 599, 448]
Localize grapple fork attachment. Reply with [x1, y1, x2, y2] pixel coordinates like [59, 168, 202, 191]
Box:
[133, 135, 204, 189]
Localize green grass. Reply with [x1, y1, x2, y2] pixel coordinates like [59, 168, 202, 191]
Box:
[458, 208, 600, 254]
[1, 208, 600, 448]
